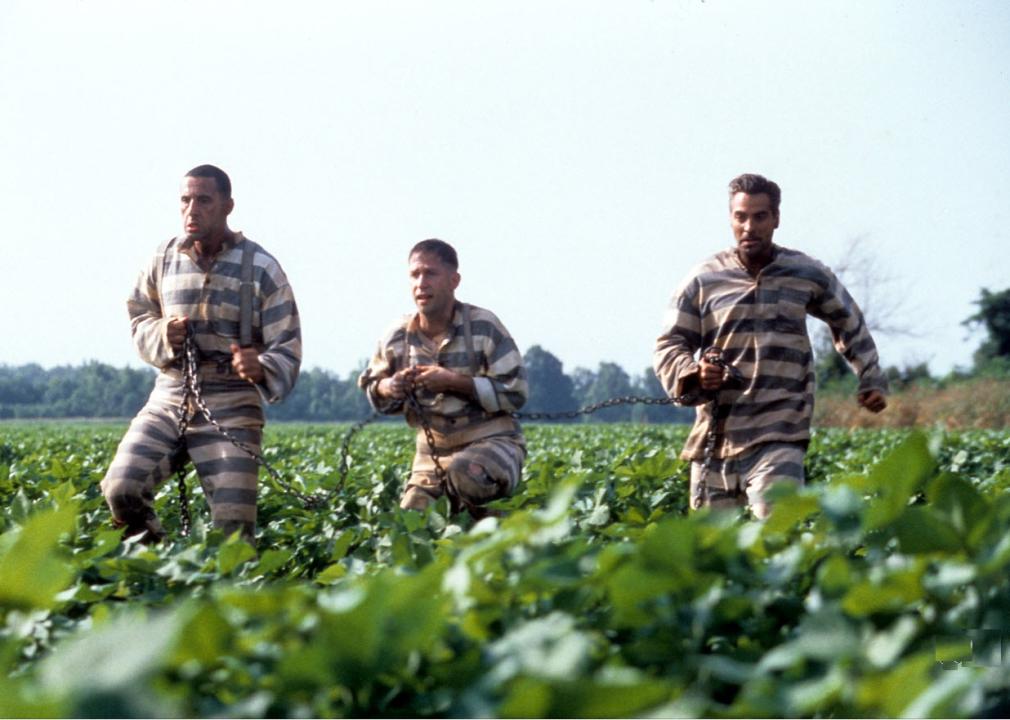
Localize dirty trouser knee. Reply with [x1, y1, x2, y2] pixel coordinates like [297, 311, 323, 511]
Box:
[100, 372, 263, 541]
[689, 441, 806, 518]
[101, 403, 184, 539]
[401, 433, 526, 512]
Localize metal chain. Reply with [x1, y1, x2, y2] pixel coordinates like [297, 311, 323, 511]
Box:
[513, 394, 682, 422]
[403, 390, 448, 486]
[692, 347, 737, 504]
[173, 332, 379, 532]
[174, 333, 738, 522]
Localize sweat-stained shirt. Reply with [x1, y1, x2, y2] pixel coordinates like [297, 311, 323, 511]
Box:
[128, 231, 301, 404]
[654, 244, 888, 461]
[358, 301, 528, 448]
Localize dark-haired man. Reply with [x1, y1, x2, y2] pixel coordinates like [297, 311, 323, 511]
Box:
[100, 165, 301, 543]
[359, 239, 528, 516]
[654, 173, 887, 518]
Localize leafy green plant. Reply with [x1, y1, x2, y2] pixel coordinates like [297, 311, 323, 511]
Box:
[1, 422, 1009, 717]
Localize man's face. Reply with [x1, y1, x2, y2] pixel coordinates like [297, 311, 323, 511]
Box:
[730, 192, 778, 268]
[180, 175, 233, 242]
[409, 251, 460, 318]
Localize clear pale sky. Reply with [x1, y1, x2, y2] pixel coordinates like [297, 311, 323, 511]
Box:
[1, 1, 1007, 380]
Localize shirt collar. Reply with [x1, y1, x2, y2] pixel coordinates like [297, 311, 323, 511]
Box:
[406, 301, 464, 344]
[177, 230, 243, 256]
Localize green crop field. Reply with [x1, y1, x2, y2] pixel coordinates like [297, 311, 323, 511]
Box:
[1, 422, 1010, 717]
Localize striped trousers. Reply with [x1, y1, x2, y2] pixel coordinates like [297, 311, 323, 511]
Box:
[401, 431, 526, 514]
[100, 370, 264, 543]
[689, 441, 806, 519]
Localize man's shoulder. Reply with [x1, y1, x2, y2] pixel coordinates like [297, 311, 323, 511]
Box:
[773, 245, 824, 267]
[461, 303, 513, 335]
[152, 236, 180, 256]
[463, 302, 501, 323]
[678, 248, 739, 288]
[236, 234, 284, 270]
[769, 246, 836, 284]
[378, 314, 415, 346]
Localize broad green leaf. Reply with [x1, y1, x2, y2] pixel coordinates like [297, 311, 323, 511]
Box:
[500, 675, 674, 719]
[927, 472, 990, 541]
[171, 603, 232, 665]
[762, 493, 820, 536]
[842, 568, 925, 617]
[863, 431, 935, 531]
[217, 533, 256, 575]
[315, 562, 347, 584]
[816, 554, 854, 596]
[254, 548, 293, 575]
[893, 507, 963, 554]
[0, 504, 78, 609]
[39, 607, 181, 716]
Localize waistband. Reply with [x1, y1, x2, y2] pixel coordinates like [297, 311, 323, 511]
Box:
[164, 357, 238, 379]
[414, 414, 521, 450]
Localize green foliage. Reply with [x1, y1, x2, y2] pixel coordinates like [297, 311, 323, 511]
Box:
[0, 422, 1009, 717]
[523, 345, 578, 419]
[964, 286, 1010, 365]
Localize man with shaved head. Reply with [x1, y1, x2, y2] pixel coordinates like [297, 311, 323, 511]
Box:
[359, 238, 528, 517]
[101, 165, 301, 544]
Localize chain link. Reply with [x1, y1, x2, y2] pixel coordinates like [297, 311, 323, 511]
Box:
[173, 334, 736, 525]
[173, 332, 379, 532]
[513, 394, 682, 422]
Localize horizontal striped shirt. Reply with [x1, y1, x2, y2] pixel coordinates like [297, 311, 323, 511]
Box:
[654, 245, 888, 460]
[359, 302, 528, 445]
[127, 231, 301, 403]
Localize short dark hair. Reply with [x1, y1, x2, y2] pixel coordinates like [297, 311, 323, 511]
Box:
[728, 173, 781, 215]
[409, 238, 458, 270]
[185, 164, 232, 199]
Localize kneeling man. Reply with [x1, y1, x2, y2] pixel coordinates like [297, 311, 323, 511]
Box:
[359, 239, 528, 516]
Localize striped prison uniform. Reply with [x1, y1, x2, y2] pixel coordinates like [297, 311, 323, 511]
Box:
[654, 245, 888, 514]
[359, 301, 528, 512]
[100, 232, 301, 542]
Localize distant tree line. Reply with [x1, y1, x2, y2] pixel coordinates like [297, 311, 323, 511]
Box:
[6, 286, 1006, 422]
[0, 347, 692, 423]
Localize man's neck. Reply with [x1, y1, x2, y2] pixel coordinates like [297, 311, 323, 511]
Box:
[736, 247, 774, 277]
[193, 230, 234, 263]
[417, 303, 456, 341]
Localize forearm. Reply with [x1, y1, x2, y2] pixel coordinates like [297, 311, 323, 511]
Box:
[654, 286, 705, 403]
[129, 310, 176, 369]
[257, 283, 302, 403]
[476, 334, 528, 412]
[654, 333, 704, 404]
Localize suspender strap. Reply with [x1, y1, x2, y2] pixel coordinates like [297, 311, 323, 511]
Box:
[461, 303, 478, 375]
[239, 239, 255, 348]
[402, 303, 479, 374]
